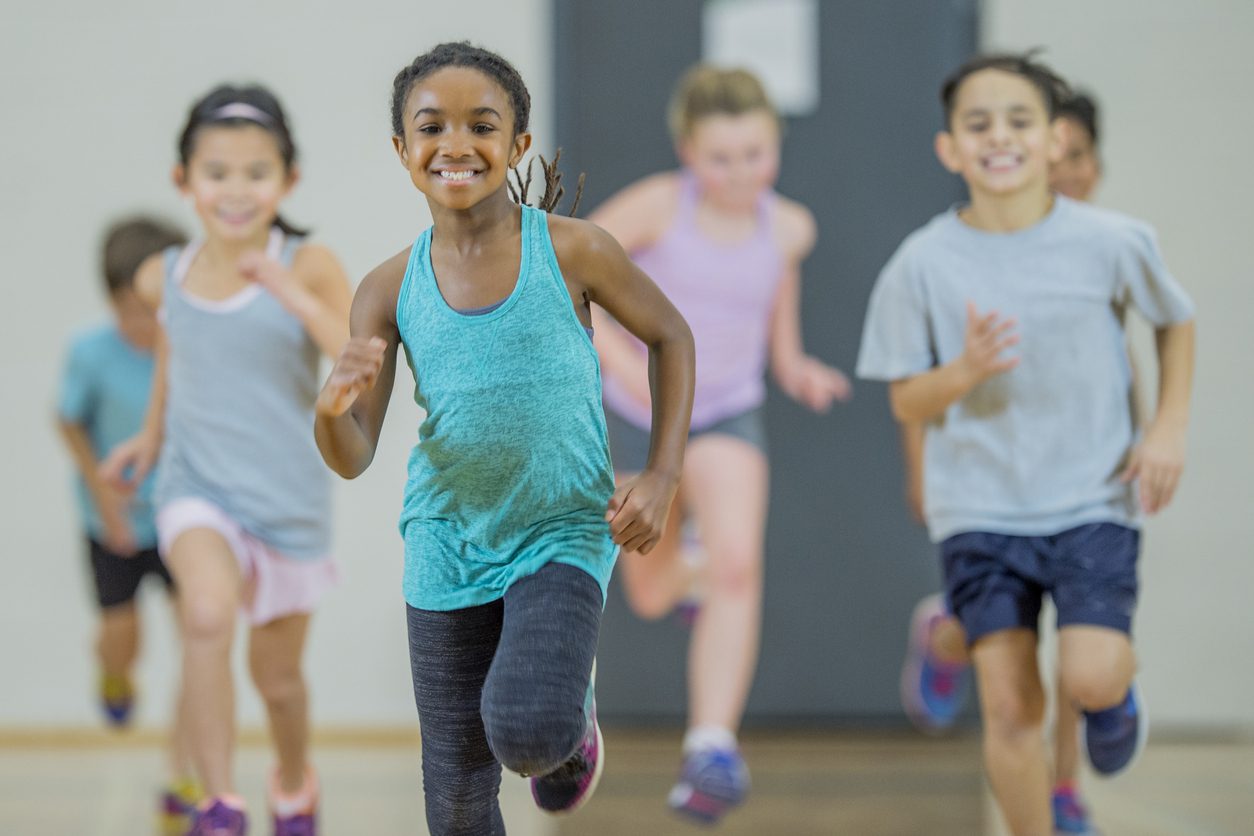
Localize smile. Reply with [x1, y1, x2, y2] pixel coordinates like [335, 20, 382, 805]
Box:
[437, 170, 481, 182]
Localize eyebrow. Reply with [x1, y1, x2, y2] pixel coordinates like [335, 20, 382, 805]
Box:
[960, 104, 1037, 118]
[413, 106, 504, 120]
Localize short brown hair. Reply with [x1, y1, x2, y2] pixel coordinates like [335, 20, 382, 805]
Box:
[101, 217, 187, 295]
[940, 51, 1071, 128]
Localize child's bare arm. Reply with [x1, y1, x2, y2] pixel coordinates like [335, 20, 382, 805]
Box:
[1121, 319, 1195, 513]
[890, 302, 1019, 423]
[551, 217, 695, 554]
[314, 252, 406, 479]
[239, 244, 353, 358]
[57, 419, 137, 555]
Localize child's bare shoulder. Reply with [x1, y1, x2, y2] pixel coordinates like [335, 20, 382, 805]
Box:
[772, 196, 817, 260]
[133, 252, 166, 309]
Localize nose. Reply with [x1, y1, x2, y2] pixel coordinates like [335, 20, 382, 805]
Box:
[989, 117, 1013, 146]
[439, 127, 475, 158]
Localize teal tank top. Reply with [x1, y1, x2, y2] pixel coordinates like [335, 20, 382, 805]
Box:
[396, 205, 618, 611]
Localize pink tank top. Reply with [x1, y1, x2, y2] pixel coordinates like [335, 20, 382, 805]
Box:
[602, 172, 786, 430]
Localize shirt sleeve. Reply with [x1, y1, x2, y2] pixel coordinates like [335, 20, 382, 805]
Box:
[57, 336, 96, 425]
[1115, 220, 1195, 326]
[856, 241, 936, 381]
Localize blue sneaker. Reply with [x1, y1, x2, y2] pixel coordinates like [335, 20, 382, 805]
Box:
[100, 672, 134, 728]
[1052, 786, 1101, 834]
[901, 594, 971, 733]
[668, 746, 749, 825]
[1083, 682, 1148, 777]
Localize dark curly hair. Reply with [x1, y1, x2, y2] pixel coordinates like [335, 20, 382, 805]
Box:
[390, 41, 530, 138]
[177, 83, 308, 236]
[1056, 91, 1100, 146]
[390, 42, 584, 215]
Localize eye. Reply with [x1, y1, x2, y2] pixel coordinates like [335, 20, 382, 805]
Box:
[417, 124, 441, 135]
[1011, 118, 1033, 130]
[964, 121, 988, 133]
[473, 123, 497, 134]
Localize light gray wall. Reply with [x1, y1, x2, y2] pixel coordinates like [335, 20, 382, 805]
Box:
[984, 0, 1254, 729]
[0, 0, 551, 728]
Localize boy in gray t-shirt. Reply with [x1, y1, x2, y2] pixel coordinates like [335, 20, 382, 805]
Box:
[857, 54, 1195, 836]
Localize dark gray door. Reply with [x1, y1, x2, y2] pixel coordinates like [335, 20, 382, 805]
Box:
[555, 0, 977, 723]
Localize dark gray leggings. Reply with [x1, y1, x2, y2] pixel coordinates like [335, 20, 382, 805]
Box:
[406, 562, 603, 836]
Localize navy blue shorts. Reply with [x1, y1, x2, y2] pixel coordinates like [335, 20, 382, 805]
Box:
[941, 522, 1139, 646]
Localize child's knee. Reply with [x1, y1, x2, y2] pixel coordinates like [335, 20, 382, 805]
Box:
[179, 594, 235, 644]
[1060, 661, 1130, 711]
[622, 579, 674, 621]
[481, 696, 584, 776]
[249, 661, 304, 708]
[706, 542, 761, 597]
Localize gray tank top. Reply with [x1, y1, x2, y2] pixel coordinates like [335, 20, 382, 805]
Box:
[154, 229, 331, 560]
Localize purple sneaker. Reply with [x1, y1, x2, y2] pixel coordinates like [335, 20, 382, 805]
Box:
[668, 746, 750, 825]
[158, 779, 201, 836]
[269, 768, 319, 836]
[1052, 785, 1101, 834]
[530, 701, 605, 814]
[188, 799, 248, 836]
[901, 594, 971, 733]
[272, 811, 316, 836]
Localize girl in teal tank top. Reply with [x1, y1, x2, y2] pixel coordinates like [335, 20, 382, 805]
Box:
[314, 43, 695, 832]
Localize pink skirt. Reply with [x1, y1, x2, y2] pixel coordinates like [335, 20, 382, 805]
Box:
[157, 497, 339, 626]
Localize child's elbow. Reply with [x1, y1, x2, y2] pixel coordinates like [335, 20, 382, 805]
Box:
[888, 383, 917, 423]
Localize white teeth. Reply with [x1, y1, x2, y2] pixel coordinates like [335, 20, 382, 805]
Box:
[440, 170, 477, 181]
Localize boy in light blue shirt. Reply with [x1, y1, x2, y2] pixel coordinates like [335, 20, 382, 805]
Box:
[56, 216, 201, 828]
[857, 54, 1195, 836]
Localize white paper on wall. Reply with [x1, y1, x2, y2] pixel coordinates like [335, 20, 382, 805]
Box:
[702, 0, 821, 117]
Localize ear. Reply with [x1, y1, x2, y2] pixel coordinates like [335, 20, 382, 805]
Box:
[1046, 117, 1067, 165]
[172, 163, 188, 193]
[509, 131, 532, 169]
[284, 163, 302, 194]
[934, 130, 962, 174]
[392, 135, 410, 168]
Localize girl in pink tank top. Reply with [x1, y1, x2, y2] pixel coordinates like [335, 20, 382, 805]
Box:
[589, 65, 851, 825]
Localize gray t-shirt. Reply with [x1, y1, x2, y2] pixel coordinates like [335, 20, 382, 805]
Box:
[856, 196, 1194, 542]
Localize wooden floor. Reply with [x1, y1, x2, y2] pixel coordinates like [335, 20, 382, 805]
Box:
[2, 729, 1251, 835]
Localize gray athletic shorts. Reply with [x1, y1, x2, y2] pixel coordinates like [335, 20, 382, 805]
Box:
[603, 406, 767, 474]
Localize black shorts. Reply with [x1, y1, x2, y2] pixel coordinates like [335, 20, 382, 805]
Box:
[604, 406, 767, 474]
[88, 538, 174, 609]
[941, 522, 1139, 646]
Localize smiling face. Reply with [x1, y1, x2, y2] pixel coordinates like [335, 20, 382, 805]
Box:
[392, 66, 531, 212]
[679, 109, 780, 211]
[936, 68, 1063, 200]
[175, 124, 295, 243]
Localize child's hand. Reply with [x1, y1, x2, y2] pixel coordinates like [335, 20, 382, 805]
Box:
[788, 356, 853, 413]
[99, 492, 139, 557]
[1121, 421, 1186, 514]
[605, 468, 679, 554]
[238, 252, 299, 302]
[957, 302, 1019, 384]
[317, 337, 388, 417]
[99, 433, 159, 494]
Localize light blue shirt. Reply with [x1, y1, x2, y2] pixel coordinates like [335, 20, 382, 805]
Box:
[58, 324, 158, 547]
[857, 197, 1195, 542]
[396, 205, 618, 611]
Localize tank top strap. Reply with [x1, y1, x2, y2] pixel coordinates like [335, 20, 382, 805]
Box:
[673, 170, 704, 231]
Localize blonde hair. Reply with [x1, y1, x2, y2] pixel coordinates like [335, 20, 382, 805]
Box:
[667, 64, 780, 140]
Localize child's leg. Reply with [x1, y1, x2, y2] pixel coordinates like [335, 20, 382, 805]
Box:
[1058, 626, 1136, 714]
[164, 527, 243, 798]
[971, 629, 1052, 836]
[97, 602, 140, 682]
[1053, 674, 1082, 784]
[614, 476, 688, 620]
[407, 599, 505, 836]
[481, 562, 602, 778]
[248, 613, 311, 793]
[681, 435, 768, 736]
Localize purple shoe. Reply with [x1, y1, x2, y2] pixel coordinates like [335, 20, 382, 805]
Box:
[668, 746, 750, 825]
[530, 702, 605, 815]
[158, 779, 200, 836]
[188, 799, 248, 836]
[1052, 785, 1101, 834]
[272, 811, 316, 836]
[901, 594, 971, 733]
